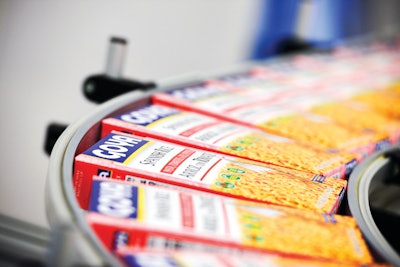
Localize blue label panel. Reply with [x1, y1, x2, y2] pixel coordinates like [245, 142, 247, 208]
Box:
[121, 254, 179, 267]
[375, 139, 391, 152]
[345, 158, 358, 176]
[89, 179, 139, 219]
[117, 105, 180, 126]
[167, 82, 225, 102]
[83, 133, 148, 163]
[113, 231, 130, 250]
[97, 168, 111, 177]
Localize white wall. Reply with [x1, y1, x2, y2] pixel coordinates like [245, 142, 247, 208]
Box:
[0, 1, 261, 228]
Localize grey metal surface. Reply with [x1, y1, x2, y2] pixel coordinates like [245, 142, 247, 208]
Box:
[348, 146, 400, 266]
[0, 214, 49, 267]
[46, 90, 153, 266]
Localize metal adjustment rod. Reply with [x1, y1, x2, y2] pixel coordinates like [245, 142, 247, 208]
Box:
[106, 37, 127, 79]
[45, 37, 157, 156]
[83, 37, 156, 103]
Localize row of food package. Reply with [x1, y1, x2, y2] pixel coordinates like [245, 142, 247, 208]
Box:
[72, 38, 400, 266]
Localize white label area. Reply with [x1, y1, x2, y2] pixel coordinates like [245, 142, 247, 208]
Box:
[226, 103, 295, 124]
[148, 113, 216, 136]
[125, 142, 223, 183]
[142, 185, 234, 238]
[144, 110, 296, 145]
[144, 186, 182, 228]
[280, 94, 334, 110]
[147, 112, 253, 147]
[194, 93, 257, 112]
[192, 195, 226, 236]
[223, 202, 242, 241]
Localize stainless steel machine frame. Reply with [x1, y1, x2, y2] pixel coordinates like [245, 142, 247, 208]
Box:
[46, 67, 400, 266]
[46, 90, 154, 266]
[348, 145, 400, 266]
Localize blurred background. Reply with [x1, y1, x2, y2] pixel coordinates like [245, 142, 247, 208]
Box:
[0, 0, 399, 264]
[0, 0, 260, 229]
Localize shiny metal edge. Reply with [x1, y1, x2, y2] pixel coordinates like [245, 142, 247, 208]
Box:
[45, 66, 228, 265]
[348, 146, 400, 266]
[46, 90, 152, 266]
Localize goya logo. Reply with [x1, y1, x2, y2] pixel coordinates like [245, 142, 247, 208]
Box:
[131, 254, 179, 267]
[169, 83, 225, 102]
[345, 158, 358, 176]
[113, 231, 129, 249]
[97, 169, 111, 178]
[84, 133, 148, 162]
[90, 180, 138, 219]
[118, 105, 179, 126]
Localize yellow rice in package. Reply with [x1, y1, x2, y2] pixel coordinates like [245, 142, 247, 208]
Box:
[74, 132, 347, 214]
[87, 178, 372, 264]
[102, 104, 358, 178]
